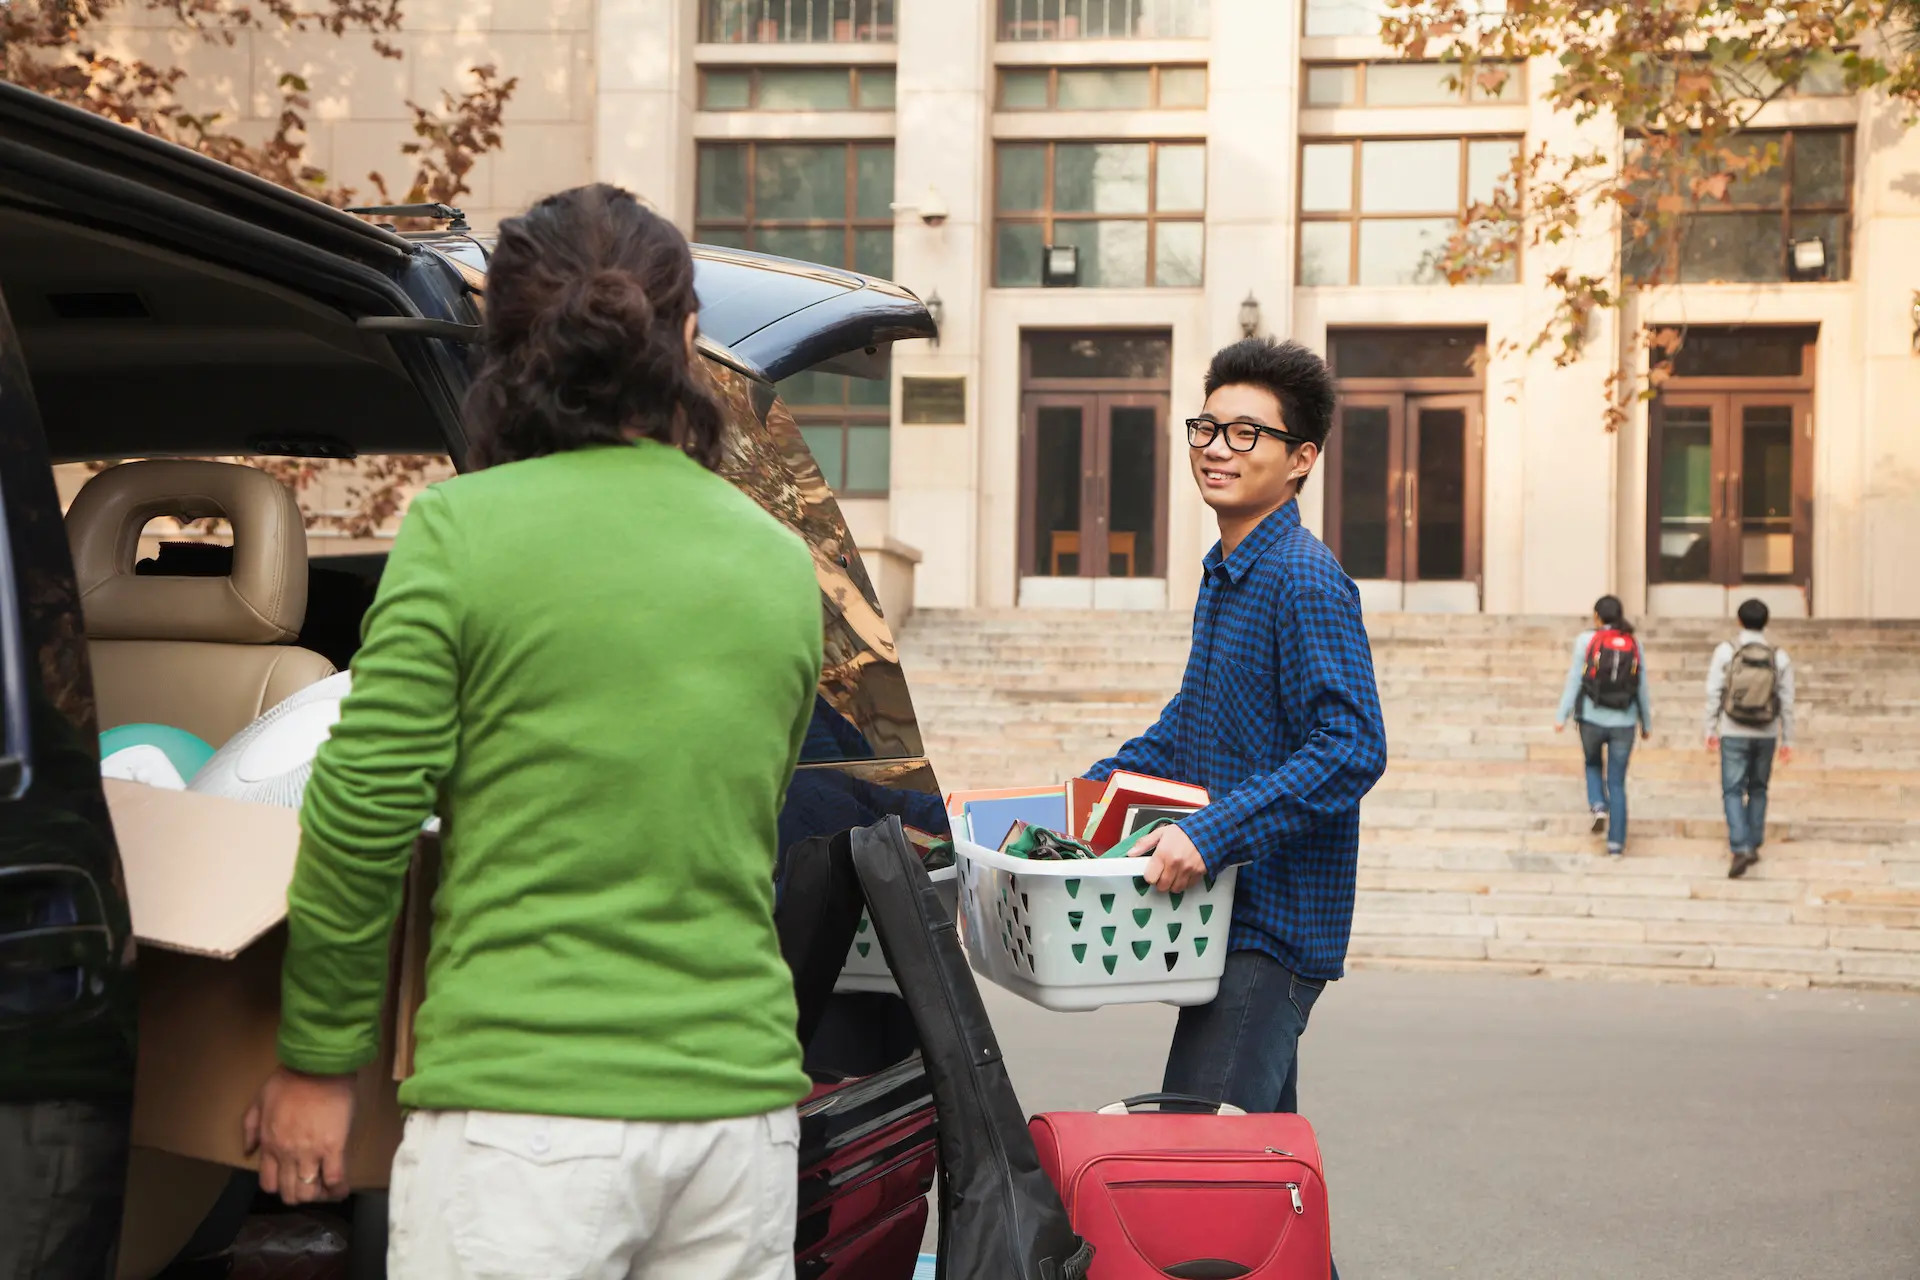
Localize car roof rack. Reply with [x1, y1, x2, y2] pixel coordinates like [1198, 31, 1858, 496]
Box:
[343, 202, 469, 232]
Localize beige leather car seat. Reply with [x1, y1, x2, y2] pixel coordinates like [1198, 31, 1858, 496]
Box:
[66, 459, 336, 747]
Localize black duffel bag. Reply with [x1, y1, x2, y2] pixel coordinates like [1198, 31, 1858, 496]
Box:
[849, 817, 1093, 1280]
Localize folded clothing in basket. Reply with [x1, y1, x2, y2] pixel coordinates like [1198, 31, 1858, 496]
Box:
[1002, 819, 1177, 862]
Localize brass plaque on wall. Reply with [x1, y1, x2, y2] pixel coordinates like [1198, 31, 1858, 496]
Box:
[902, 376, 966, 423]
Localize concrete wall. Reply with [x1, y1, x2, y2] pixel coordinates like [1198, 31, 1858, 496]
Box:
[1857, 93, 1920, 618]
[602, 0, 699, 221]
[889, 1, 991, 610]
[96, 0, 596, 230]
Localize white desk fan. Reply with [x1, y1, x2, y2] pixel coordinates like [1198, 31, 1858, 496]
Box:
[188, 672, 352, 807]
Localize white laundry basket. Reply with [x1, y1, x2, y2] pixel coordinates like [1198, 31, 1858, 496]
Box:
[952, 836, 1236, 1011]
[835, 864, 958, 995]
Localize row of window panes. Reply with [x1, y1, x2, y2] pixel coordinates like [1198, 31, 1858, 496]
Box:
[695, 143, 895, 278]
[1305, 61, 1522, 108]
[999, 0, 1208, 40]
[1623, 130, 1852, 283]
[702, 0, 895, 42]
[1299, 137, 1520, 286]
[995, 141, 1204, 287]
[1303, 0, 1510, 38]
[1651, 50, 1851, 100]
[999, 64, 1206, 110]
[701, 66, 895, 110]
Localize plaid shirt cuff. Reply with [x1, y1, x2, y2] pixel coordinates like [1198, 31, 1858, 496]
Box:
[1176, 810, 1238, 876]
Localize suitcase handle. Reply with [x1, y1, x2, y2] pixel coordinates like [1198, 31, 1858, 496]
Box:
[1095, 1093, 1248, 1116]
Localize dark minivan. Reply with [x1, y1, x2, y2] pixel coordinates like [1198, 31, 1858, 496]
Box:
[0, 82, 943, 1279]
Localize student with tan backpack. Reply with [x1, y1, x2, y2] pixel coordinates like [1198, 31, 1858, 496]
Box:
[1705, 598, 1796, 879]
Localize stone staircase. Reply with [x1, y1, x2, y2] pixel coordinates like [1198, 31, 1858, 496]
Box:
[897, 610, 1920, 991]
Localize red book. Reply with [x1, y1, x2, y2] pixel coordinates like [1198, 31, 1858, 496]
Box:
[1066, 777, 1105, 847]
[1082, 771, 1209, 852]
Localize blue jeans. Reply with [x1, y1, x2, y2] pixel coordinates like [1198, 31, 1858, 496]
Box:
[1578, 722, 1636, 847]
[1720, 736, 1776, 854]
[1164, 950, 1339, 1278]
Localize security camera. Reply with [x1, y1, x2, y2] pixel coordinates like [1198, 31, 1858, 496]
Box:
[892, 185, 949, 227]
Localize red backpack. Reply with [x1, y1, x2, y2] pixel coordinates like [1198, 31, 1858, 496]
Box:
[1580, 629, 1641, 712]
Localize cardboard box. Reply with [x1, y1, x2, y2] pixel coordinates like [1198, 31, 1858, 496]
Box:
[108, 779, 409, 1188]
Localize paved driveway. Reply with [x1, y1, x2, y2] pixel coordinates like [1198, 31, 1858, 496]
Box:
[958, 970, 1920, 1280]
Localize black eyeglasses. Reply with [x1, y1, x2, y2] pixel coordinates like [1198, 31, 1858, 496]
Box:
[1184, 417, 1307, 453]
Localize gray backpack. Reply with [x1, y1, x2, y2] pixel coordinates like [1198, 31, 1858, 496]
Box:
[1723, 641, 1781, 727]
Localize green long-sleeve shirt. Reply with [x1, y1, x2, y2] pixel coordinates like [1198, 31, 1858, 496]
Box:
[279, 442, 821, 1121]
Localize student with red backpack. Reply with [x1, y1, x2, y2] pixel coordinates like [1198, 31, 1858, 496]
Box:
[1554, 596, 1653, 856]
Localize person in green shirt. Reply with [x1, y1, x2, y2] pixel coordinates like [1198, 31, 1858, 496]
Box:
[245, 185, 823, 1279]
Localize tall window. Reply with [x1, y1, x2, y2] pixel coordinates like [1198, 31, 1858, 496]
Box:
[702, 0, 895, 42]
[701, 66, 896, 110]
[696, 143, 895, 278]
[1624, 130, 1852, 284]
[1298, 136, 1521, 286]
[780, 364, 892, 497]
[999, 0, 1208, 40]
[999, 65, 1207, 110]
[995, 142, 1206, 288]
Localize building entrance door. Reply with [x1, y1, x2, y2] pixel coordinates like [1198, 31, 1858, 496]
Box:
[1650, 392, 1812, 589]
[1644, 325, 1817, 617]
[1023, 393, 1166, 580]
[1325, 392, 1482, 591]
[1018, 331, 1171, 608]
[1321, 326, 1486, 612]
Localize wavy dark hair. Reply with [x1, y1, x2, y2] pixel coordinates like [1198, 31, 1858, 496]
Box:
[1594, 594, 1634, 636]
[465, 184, 725, 470]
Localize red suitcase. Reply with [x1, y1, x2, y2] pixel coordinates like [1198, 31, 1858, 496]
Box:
[1029, 1094, 1331, 1280]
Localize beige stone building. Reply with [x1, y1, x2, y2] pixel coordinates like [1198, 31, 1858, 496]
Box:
[103, 0, 1920, 620]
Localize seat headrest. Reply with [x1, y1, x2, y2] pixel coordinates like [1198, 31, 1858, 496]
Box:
[68, 460, 308, 644]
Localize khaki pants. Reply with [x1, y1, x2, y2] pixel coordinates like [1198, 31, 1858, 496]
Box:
[388, 1106, 799, 1280]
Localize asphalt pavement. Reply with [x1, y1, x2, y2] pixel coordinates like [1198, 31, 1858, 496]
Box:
[938, 969, 1920, 1280]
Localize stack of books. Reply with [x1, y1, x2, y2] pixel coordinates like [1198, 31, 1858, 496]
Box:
[949, 770, 1208, 856]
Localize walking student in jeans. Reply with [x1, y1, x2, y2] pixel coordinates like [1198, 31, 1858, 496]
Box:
[1081, 339, 1387, 1280]
[1707, 598, 1796, 879]
[243, 187, 822, 1279]
[1555, 596, 1653, 856]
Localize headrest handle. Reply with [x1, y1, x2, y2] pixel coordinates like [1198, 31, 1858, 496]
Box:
[68, 460, 308, 644]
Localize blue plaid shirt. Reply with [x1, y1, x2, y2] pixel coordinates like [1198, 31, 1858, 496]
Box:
[1087, 501, 1387, 980]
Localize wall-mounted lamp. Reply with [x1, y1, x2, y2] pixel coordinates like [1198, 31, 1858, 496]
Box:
[1041, 244, 1080, 288]
[888, 184, 949, 227]
[1912, 291, 1920, 355]
[926, 289, 943, 346]
[1787, 235, 1828, 282]
[1239, 291, 1262, 339]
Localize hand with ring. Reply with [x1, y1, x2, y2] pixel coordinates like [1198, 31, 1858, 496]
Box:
[243, 1066, 358, 1204]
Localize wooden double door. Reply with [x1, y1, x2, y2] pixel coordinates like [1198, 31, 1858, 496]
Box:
[1324, 393, 1483, 584]
[1650, 392, 1813, 587]
[1020, 391, 1168, 580]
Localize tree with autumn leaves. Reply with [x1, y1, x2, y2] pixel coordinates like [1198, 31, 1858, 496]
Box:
[6, 0, 514, 534]
[1381, 0, 1920, 426]
[3, 0, 516, 212]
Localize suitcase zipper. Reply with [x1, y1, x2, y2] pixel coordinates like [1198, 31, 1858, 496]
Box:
[1069, 1151, 1318, 1218]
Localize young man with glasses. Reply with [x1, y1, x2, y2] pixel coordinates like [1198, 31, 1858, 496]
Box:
[1081, 337, 1387, 1153]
